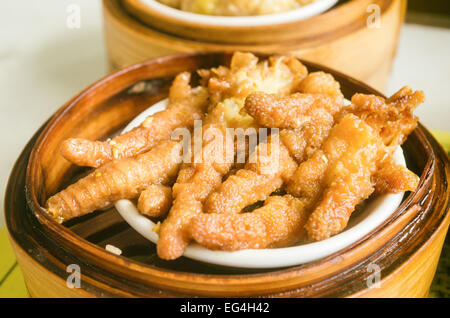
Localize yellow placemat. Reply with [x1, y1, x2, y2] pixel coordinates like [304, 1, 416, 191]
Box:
[431, 130, 450, 157]
[0, 131, 448, 298]
[0, 227, 17, 281]
[0, 227, 28, 298]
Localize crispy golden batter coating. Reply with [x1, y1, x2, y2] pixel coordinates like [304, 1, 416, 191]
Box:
[157, 53, 307, 259]
[372, 157, 420, 194]
[199, 108, 420, 250]
[157, 110, 235, 259]
[205, 73, 346, 216]
[244, 92, 335, 129]
[246, 94, 340, 163]
[243, 72, 345, 160]
[290, 114, 382, 240]
[191, 195, 309, 250]
[157, 164, 222, 259]
[201, 52, 307, 110]
[46, 52, 425, 258]
[286, 115, 363, 199]
[46, 140, 183, 222]
[193, 87, 423, 250]
[288, 87, 423, 198]
[296, 88, 423, 241]
[205, 137, 297, 215]
[279, 111, 333, 163]
[297, 71, 344, 97]
[305, 170, 375, 241]
[137, 184, 173, 218]
[60, 73, 208, 167]
[244, 72, 343, 129]
[347, 86, 425, 148]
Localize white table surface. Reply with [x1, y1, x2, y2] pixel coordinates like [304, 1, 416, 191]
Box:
[0, 1, 449, 226]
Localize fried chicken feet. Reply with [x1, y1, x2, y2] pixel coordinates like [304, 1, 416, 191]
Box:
[61, 73, 208, 167]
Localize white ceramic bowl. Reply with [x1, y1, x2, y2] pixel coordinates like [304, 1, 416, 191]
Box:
[115, 98, 406, 268]
[138, 0, 339, 27]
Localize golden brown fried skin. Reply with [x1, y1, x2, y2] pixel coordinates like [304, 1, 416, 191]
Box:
[305, 170, 375, 241]
[372, 157, 420, 194]
[191, 195, 309, 250]
[46, 140, 183, 222]
[137, 184, 173, 218]
[157, 53, 307, 259]
[244, 92, 338, 129]
[244, 71, 344, 130]
[200, 52, 308, 108]
[49, 52, 425, 258]
[205, 136, 297, 215]
[244, 71, 345, 161]
[278, 105, 339, 163]
[287, 87, 424, 198]
[157, 164, 223, 259]
[199, 106, 419, 250]
[347, 86, 425, 148]
[297, 114, 382, 241]
[206, 74, 346, 216]
[295, 88, 424, 241]
[192, 81, 424, 251]
[157, 111, 235, 260]
[60, 73, 208, 167]
[297, 71, 343, 97]
[286, 114, 363, 200]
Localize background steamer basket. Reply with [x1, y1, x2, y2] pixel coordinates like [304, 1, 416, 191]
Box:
[103, 0, 406, 92]
[5, 53, 449, 298]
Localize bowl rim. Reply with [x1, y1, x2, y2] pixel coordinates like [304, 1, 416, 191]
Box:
[136, 0, 339, 27]
[20, 52, 449, 296]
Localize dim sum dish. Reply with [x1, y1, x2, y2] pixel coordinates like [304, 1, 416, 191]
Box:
[6, 52, 449, 297]
[114, 96, 412, 268]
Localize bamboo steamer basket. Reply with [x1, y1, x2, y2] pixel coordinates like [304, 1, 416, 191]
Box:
[5, 53, 449, 298]
[103, 0, 407, 92]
